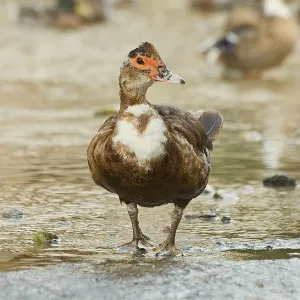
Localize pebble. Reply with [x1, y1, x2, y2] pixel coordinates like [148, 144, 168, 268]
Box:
[185, 207, 217, 220]
[263, 174, 296, 188]
[1, 208, 23, 219]
[221, 216, 231, 224]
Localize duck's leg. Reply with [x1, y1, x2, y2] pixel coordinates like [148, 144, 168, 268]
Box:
[154, 204, 184, 256]
[118, 202, 154, 250]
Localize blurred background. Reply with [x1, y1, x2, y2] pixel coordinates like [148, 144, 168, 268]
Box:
[0, 0, 300, 278]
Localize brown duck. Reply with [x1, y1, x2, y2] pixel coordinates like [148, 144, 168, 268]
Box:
[201, 0, 298, 78]
[18, 0, 108, 29]
[191, 0, 233, 11]
[87, 42, 223, 255]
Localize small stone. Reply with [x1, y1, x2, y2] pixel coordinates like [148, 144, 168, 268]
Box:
[185, 213, 202, 219]
[1, 208, 23, 219]
[266, 245, 273, 251]
[33, 231, 59, 247]
[263, 174, 296, 188]
[213, 189, 239, 203]
[213, 192, 223, 200]
[185, 209, 217, 220]
[221, 216, 231, 224]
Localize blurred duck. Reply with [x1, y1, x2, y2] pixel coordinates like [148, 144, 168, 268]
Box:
[114, 0, 141, 7]
[19, 0, 111, 28]
[200, 0, 298, 78]
[191, 0, 234, 11]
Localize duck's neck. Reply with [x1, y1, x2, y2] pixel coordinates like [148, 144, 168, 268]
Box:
[119, 78, 152, 113]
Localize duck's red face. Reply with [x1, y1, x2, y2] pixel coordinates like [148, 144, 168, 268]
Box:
[127, 42, 185, 85]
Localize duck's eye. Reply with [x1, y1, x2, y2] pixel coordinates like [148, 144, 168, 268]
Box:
[136, 57, 144, 65]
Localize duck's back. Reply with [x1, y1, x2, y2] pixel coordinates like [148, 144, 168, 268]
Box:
[226, 0, 261, 31]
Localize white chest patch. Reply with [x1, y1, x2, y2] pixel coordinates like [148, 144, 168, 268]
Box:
[125, 104, 153, 116]
[112, 105, 167, 162]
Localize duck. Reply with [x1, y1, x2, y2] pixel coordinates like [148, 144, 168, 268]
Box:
[87, 42, 223, 256]
[18, 0, 109, 29]
[191, 0, 233, 11]
[200, 0, 298, 78]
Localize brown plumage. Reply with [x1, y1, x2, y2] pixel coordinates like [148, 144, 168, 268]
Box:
[191, 0, 234, 11]
[87, 42, 223, 255]
[202, 0, 298, 77]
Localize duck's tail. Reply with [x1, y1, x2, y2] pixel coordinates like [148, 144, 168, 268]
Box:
[196, 111, 223, 150]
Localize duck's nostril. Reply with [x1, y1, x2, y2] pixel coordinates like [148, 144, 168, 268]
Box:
[180, 79, 185, 84]
[158, 66, 166, 77]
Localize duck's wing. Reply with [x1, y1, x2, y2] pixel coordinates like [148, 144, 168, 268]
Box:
[87, 114, 117, 190]
[154, 105, 222, 152]
[97, 113, 117, 132]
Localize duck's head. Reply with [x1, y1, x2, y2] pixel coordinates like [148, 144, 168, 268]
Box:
[120, 42, 185, 92]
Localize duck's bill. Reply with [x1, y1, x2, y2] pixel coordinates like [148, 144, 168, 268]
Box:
[154, 71, 185, 84]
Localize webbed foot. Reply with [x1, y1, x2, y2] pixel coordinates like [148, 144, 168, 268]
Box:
[154, 241, 183, 257]
[142, 233, 150, 241]
[117, 237, 154, 252]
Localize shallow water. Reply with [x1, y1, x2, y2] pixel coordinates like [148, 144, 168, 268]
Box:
[0, 0, 300, 298]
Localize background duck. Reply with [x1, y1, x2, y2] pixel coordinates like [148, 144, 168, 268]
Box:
[200, 0, 298, 78]
[191, 0, 234, 11]
[18, 0, 110, 29]
[87, 42, 223, 256]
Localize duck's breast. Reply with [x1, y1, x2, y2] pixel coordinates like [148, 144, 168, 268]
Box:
[88, 104, 211, 206]
[112, 105, 168, 163]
